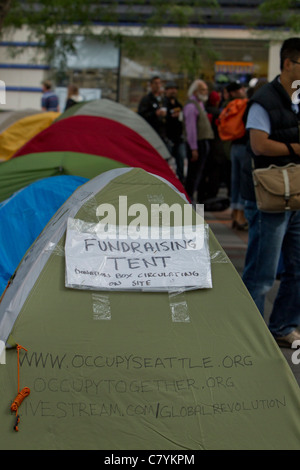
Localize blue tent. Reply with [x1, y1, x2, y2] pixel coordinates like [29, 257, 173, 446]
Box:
[0, 175, 87, 295]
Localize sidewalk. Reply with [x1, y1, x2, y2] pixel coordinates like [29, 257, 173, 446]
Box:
[205, 206, 300, 387]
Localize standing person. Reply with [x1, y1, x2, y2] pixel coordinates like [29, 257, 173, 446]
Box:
[137, 76, 166, 141]
[226, 81, 248, 230]
[226, 81, 247, 101]
[183, 79, 214, 203]
[41, 80, 60, 112]
[205, 90, 230, 199]
[163, 81, 186, 183]
[241, 37, 300, 347]
[64, 84, 83, 111]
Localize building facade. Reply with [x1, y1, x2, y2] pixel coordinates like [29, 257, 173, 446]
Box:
[0, 2, 296, 111]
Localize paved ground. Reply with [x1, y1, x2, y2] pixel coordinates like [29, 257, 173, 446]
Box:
[204, 205, 300, 387]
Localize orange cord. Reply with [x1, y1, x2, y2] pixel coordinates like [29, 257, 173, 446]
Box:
[10, 344, 30, 432]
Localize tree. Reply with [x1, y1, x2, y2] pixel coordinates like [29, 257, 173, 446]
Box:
[1, 1, 221, 78]
[1, 1, 299, 78]
[224, 0, 300, 36]
[258, 0, 300, 32]
[0, 0, 12, 31]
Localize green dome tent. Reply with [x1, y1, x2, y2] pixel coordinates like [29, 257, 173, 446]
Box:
[0, 168, 300, 450]
[0, 151, 128, 203]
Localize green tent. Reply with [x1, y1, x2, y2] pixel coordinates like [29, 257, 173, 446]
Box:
[0, 151, 127, 202]
[1, 168, 300, 450]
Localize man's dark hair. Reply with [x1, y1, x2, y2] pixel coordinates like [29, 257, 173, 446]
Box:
[42, 80, 52, 90]
[280, 37, 300, 70]
[150, 75, 160, 84]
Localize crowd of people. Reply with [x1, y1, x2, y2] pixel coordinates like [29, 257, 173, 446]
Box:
[137, 37, 300, 349]
[242, 37, 300, 348]
[40, 75, 253, 226]
[137, 74, 250, 223]
[39, 37, 300, 348]
[41, 81, 83, 113]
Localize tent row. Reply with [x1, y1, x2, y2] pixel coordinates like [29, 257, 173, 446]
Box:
[0, 111, 60, 161]
[0, 99, 183, 202]
[1, 167, 300, 449]
[0, 99, 185, 294]
[1, 99, 300, 450]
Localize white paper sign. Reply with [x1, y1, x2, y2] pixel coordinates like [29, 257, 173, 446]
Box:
[64, 218, 212, 291]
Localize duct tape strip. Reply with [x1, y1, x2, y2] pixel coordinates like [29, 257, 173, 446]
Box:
[0, 340, 6, 364]
[168, 290, 190, 323]
[45, 241, 65, 256]
[147, 194, 165, 204]
[202, 222, 230, 264]
[190, 222, 229, 264]
[92, 293, 112, 321]
[210, 247, 230, 264]
[75, 194, 99, 220]
[44, 194, 100, 257]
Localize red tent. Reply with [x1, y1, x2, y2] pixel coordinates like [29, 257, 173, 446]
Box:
[13, 115, 186, 196]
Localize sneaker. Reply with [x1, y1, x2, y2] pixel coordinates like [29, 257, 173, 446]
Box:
[274, 330, 300, 348]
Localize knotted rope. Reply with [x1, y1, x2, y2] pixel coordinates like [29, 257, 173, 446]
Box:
[10, 344, 30, 431]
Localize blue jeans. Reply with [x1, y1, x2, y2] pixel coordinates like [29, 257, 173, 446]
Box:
[242, 200, 300, 337]
[230, 143, 246, 210]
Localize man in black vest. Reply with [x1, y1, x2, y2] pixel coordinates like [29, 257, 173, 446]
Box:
[162, 81, 186, 183]
[241, 38, 300, 348]
[137, 76, 166, 141]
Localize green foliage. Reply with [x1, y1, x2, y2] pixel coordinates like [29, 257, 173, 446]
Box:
[221, 0, 300, 31]
[258, 0, 300, 31]
[1, 0, 222, 76]
[1, 0, 299, 77]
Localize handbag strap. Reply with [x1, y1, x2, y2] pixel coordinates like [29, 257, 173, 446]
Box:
[282, 167, 290, 200]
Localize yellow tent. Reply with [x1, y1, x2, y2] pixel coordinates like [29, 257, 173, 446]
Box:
[0, 112, 60, 161]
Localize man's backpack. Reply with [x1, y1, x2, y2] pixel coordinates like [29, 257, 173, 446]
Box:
[217, 98, 248, 141]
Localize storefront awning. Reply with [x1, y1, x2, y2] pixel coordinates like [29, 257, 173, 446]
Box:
[214, 61, 254, 74]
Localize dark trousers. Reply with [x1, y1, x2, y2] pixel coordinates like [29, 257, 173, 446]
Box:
[185, 140, 210, 202]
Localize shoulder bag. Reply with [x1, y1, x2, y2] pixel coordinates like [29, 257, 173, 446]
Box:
[252, 161, 300, 212]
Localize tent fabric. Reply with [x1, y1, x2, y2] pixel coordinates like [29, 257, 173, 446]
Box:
[0, 109, 42, 135]
[0, 111, 16, 129]
[0, 175, 88, 296]
[11, 115, 184, 195]
[0, 112, 60, 161]
[55, 98, 171, 161]
[0, 151, 128, 202]
[1, 167, 300, 450]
